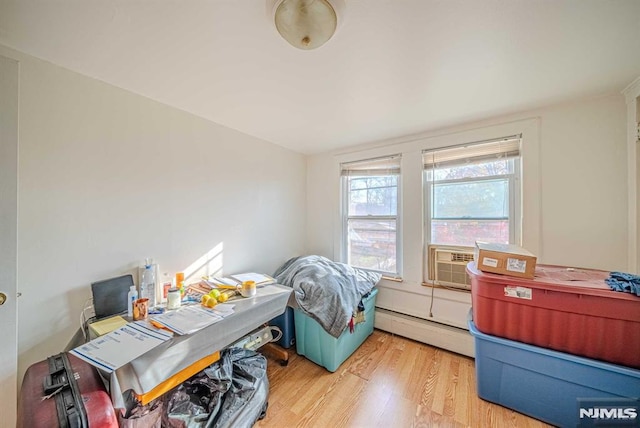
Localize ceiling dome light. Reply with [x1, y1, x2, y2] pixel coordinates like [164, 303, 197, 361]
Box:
[271, 0, 345, 50]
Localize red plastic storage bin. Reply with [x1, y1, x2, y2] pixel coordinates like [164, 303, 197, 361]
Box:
[467, 262, 640, 369]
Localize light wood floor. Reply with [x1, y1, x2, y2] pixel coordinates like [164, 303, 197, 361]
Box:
[256, 329, 552, 428]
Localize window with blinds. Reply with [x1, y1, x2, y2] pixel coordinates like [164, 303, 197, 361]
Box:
[341, 155, 401, 275]
[423, 136, 522, 247]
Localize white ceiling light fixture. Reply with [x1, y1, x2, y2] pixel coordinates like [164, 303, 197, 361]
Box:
[270, 0, 345, 50]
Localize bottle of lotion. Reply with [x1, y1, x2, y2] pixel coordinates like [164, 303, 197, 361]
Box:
[127, 285, 138, 318]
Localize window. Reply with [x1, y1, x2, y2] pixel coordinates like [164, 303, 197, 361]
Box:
[423, 136, 521, 247]
[341, 155, 401, 275]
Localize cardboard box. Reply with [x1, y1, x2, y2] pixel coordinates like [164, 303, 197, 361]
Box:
[474, 242, 537, 279]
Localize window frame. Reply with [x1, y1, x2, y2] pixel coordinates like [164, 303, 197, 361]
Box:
[341, 156, 402, 277]
[423, 137, 522, 249]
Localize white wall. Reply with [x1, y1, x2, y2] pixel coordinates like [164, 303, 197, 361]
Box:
[0, 45, 307, 381]
[307, 93, 628, 330]
[539, 96, 627, 267]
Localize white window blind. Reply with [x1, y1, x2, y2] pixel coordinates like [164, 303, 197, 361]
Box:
[422, 136, 521, 169]
[341, 155, 401, 177]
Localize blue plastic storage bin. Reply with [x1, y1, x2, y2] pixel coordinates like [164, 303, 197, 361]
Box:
[269, 307, 296, 349]
[294, 288, 377, 372]
[469, 318, 640, 427]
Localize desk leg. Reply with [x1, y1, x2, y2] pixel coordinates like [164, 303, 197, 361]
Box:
[261, 343, 289, 366]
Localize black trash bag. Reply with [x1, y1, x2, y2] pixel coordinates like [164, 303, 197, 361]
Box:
[118, 390, 163, 428]
[162, 347, 269, 428]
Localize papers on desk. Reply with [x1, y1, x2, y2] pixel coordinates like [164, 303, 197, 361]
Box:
[206, 276, 239, 287]
[150, 303, 235, 335]
[204, 273, 275, 288]
[229, 273, 275, 286]
[70, 303, 236, 373]
[70, 321, 173, 373]
[88, 315, 128, 337]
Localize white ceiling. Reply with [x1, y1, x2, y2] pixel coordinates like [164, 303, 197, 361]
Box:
[1, 1, 639, 154]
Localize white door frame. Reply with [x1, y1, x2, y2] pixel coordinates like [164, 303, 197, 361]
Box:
[0, 54, 19, 426]
[623, 76, 640, 273]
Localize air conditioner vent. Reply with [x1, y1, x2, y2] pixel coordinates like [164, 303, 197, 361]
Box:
[451, 252, 474, 263]
[429, 247, 475, 290]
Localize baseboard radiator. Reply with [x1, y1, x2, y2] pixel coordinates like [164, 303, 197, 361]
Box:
[374, 308, 475, 358]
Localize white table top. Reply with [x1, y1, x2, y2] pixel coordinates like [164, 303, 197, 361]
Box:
[109, 283, 292, 408]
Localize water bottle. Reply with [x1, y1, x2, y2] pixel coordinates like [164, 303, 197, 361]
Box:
[127, 285, 138, 317]
[140, 258, 157, 308]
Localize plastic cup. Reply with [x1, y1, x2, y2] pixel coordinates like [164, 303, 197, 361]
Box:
[133, 298, 149, 320]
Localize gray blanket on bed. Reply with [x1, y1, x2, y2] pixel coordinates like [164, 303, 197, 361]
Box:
[273, 255, 381, 338]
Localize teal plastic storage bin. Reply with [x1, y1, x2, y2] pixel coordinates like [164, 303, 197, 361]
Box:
[469, 318, 640, 427]
[294, 288, 377, 372]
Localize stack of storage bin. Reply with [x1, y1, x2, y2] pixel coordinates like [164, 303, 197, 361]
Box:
[466, 262, 640, 427]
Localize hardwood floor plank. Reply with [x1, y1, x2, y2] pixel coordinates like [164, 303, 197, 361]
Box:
[256, 329, 552, 428]
[366, 335, 407, 391]
[430, 349, 451, 415]
[288, 369, 340, 416]
[393, 336, 423, 399]
[343, 329, 390, 381]
[316, 373, 368, 427]
[453, 356, 472, 425]
[414, 404, 466, 428]
[377, 392, 418, 428]
[442, 355, 460, 418]
[417, 345, 439, 411]
[259, 400, 298, 427]
[343, 373, 394, 427]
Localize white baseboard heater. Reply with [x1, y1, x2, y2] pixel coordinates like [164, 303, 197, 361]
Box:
[374, 308, 474, 358]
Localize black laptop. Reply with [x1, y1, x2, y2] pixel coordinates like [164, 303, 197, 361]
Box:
[90, 274, 134, 320]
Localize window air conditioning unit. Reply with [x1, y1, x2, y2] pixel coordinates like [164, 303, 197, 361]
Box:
[430, 248, 475, 290]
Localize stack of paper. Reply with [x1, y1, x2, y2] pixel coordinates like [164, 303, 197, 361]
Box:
[229, 273, 275, 286]
[71, 322, 173, 373]
[203, 273, 275, 288]
[150, 303, 235, 335]
[88, 315, 128, 337]
[202, 276, 240, 289]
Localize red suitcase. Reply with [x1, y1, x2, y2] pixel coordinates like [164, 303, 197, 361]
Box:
[18, 352, 118, 428]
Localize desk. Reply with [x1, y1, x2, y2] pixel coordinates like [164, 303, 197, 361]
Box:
[108, 284, 292, 409]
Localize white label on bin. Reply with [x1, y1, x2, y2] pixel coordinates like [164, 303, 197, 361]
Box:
[504, 286, 532, 300]
[482, 257, 499, 268]
[506, 258, 527, 273]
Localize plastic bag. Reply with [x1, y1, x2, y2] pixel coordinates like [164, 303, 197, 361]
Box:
[118, 390, 163, 428]
[162, 347, 269, 428]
